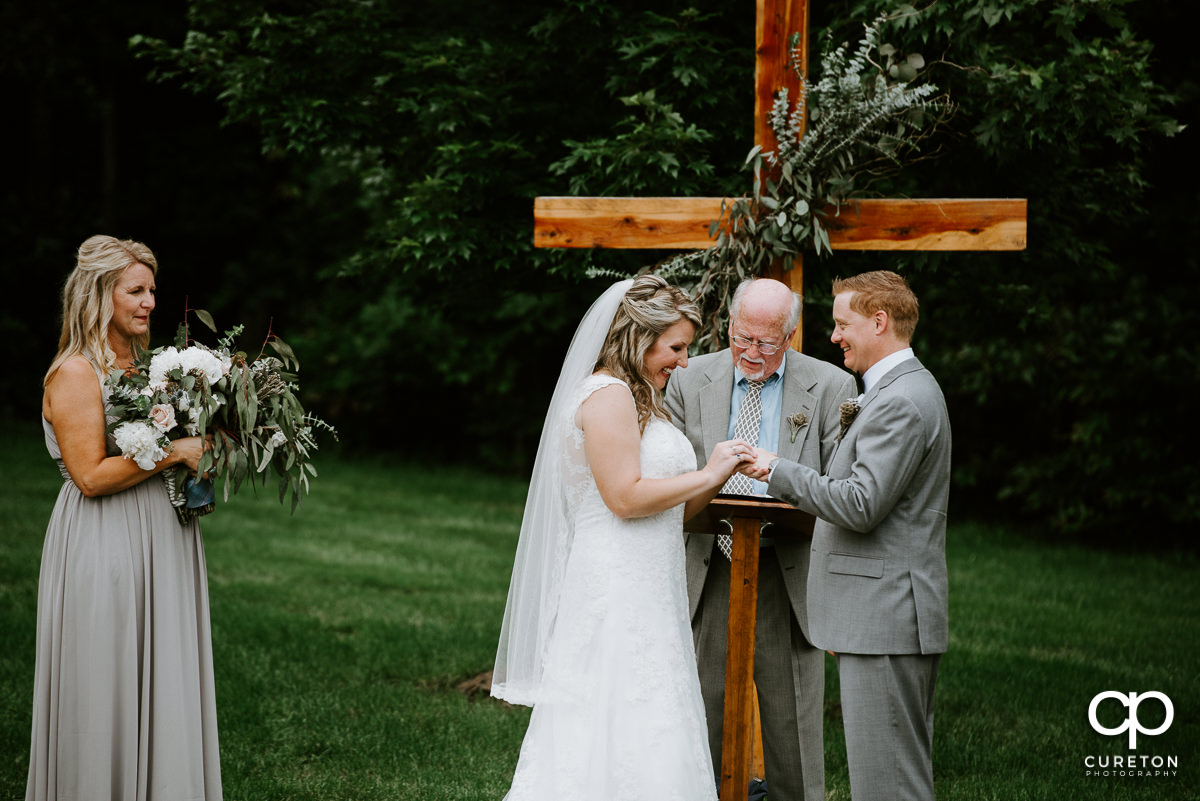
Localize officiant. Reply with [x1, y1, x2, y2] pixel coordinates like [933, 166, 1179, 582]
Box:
[664, 278, 855, 801]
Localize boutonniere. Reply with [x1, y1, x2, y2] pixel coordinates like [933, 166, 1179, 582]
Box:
[787, 412, 808, 443]
[838, 398, 861, 442]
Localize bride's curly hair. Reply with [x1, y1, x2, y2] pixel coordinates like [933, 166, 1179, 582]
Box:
[595, 275, 701, 431]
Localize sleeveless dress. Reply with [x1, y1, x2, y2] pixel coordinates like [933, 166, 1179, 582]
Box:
[503, 375, 717, 801]
[26, 393, 222, 800]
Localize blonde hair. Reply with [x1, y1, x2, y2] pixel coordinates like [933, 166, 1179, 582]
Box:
[44, 235, 159, 386]
[595, 275, 701, 431]
[832, 270, 920, 343]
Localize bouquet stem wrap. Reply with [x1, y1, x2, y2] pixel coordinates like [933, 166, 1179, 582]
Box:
[162, 467, 216, 525]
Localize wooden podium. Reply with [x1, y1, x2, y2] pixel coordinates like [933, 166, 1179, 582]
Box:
[685, 495, 816, 801]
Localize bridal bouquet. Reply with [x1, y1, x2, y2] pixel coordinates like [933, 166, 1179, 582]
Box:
[105, 310, 337, 523]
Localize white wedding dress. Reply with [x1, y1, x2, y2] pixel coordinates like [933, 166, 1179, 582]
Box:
[502, 375, 716, 801]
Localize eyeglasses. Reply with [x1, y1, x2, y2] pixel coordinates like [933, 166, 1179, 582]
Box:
[730, 334, 782, 355]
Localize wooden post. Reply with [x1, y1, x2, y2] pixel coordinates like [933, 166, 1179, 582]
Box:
[688, 496, 817, 800]
[758, 0, 809, 350]
[722, 512, 764, 798]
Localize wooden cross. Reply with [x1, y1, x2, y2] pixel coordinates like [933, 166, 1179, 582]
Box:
[531, 1, 1026, 798]
[534, 0, 1027, 348]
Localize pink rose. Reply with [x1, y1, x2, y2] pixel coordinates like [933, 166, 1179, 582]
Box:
[149, 403, 178, 433]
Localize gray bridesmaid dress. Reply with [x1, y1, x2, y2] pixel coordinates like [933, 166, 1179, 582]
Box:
[26, 398, 222, 800]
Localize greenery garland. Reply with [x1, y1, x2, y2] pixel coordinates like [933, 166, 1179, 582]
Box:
[593, 16, 952, 353]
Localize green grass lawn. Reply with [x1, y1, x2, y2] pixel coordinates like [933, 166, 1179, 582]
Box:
[2, 419, 1197, 800]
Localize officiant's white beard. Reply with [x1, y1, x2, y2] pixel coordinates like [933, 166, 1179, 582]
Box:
[737, 354, 768, 381]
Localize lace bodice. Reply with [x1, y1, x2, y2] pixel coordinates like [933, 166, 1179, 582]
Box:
[562, 374, 697, 521]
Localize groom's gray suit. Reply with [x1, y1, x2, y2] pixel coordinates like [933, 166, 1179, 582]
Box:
[767, 356, 950, 801]
[665, 348, 856, 801]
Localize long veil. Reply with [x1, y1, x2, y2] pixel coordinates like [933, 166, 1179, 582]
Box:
[490, 278, 634, 706]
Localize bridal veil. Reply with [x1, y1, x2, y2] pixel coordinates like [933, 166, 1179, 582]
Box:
[490, 278, 634, 706]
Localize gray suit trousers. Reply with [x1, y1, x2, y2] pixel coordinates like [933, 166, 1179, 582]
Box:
[836, 653, 941, 801]
[693, 544, 825, 801]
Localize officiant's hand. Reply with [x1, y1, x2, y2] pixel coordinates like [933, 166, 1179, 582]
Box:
[737, 447, 777, 481]
[705, 438, 755, 483]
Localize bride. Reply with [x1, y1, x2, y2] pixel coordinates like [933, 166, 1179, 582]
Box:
[492, 275, 751, 800]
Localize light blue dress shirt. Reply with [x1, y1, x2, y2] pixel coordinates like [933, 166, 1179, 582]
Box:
[727, 358, 785, 495]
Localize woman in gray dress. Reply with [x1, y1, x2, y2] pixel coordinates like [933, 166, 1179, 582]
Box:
[27, 235, 222, 800]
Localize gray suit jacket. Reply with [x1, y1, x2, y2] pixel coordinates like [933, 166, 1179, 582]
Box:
[767, 357, 951, 655]
[664, 349, 858, 638]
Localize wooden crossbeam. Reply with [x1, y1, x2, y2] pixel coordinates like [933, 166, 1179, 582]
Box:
[534, 196, 1027, 251]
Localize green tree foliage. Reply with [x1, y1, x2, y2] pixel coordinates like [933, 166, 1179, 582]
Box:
[2, 0, 335, 423]
[128, 0, 1195, 538]
[130, 0, 755, 466]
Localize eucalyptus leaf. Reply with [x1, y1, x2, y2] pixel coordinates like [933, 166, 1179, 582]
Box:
[194, 309, 218, 333]
[268, 336, 298, 367]
[256, 442, 275, 473]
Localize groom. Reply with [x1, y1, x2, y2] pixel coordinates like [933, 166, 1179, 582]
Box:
[664, 278, 856, 801]
[741, 270, 951, 801]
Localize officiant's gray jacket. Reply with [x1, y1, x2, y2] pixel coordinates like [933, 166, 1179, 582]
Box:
[664, 348, 856, 637]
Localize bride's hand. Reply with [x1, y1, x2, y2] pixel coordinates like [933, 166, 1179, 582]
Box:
[705, 438, 753, 483]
